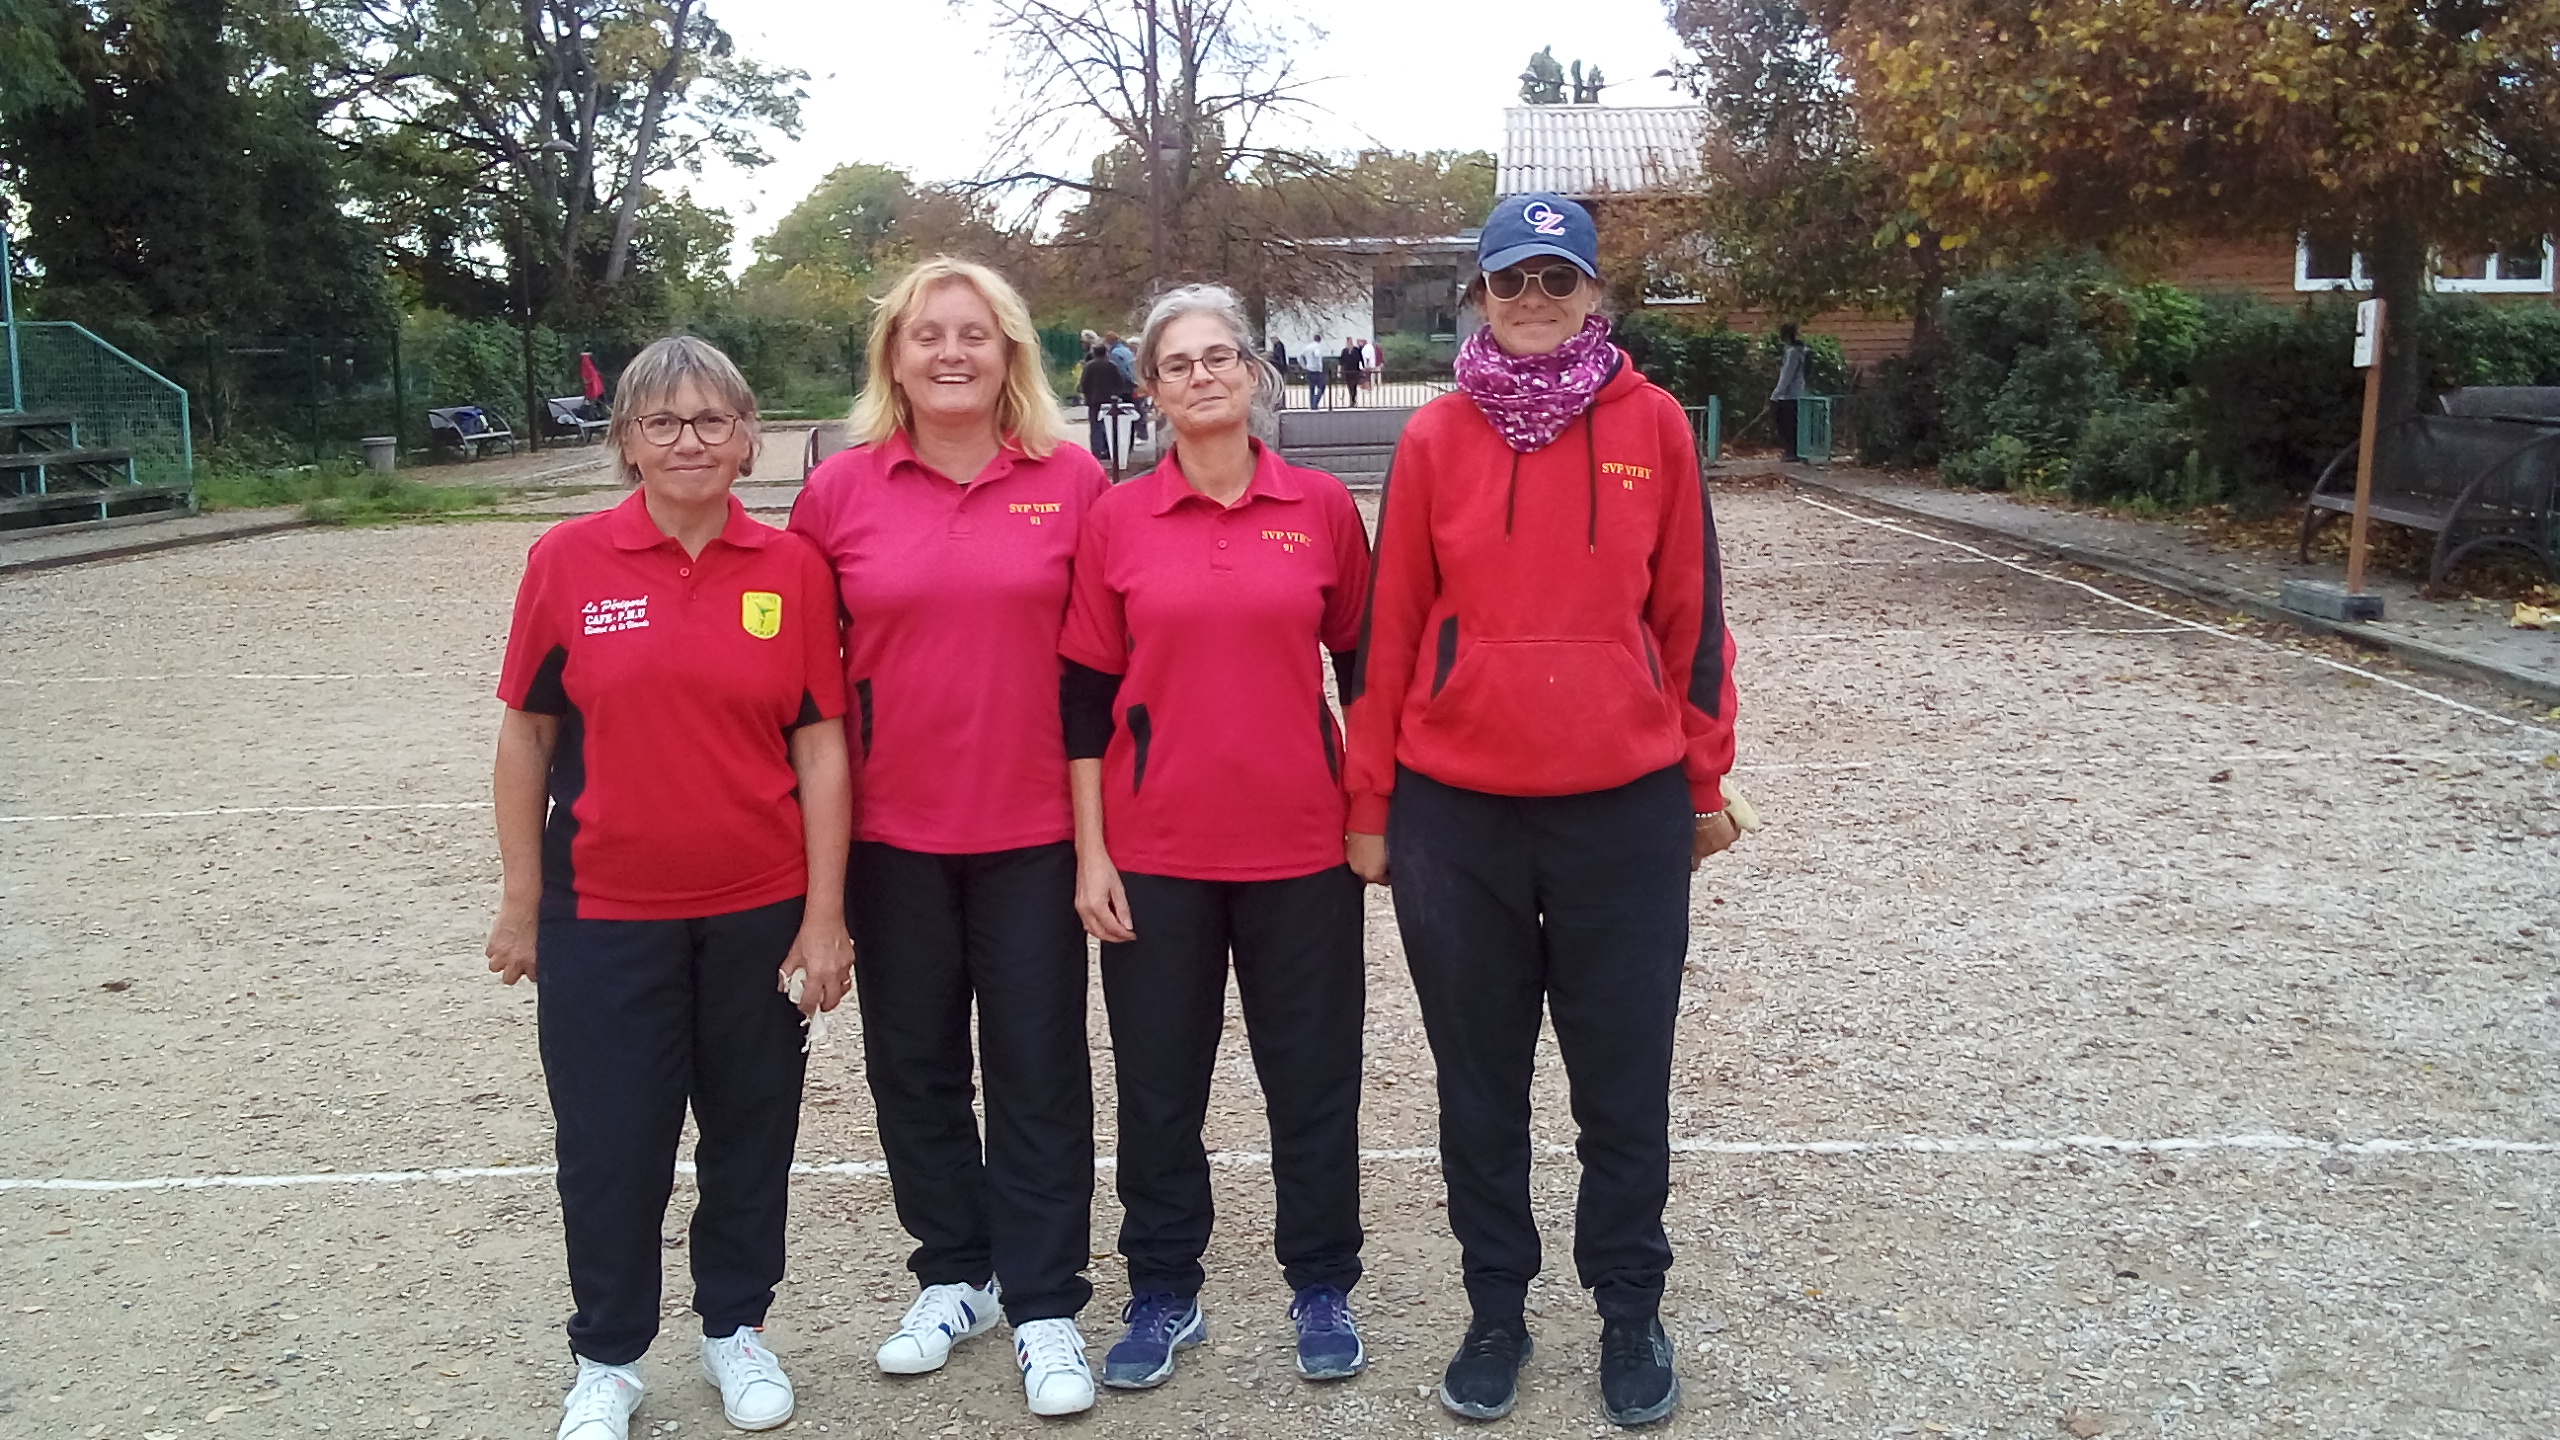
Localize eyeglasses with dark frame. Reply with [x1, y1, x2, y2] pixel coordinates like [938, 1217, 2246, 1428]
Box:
[1483, 262, 1588, 301]
[634, 411, 742, 447]
[1152, 346, 1246, 384]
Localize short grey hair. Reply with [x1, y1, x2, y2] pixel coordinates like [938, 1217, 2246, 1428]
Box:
[1135, 283, 1283, 447]
[605, 335, 763, 484]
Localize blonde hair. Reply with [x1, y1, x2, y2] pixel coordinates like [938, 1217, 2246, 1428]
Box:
[851, 257, 1064, 458]
[1136, 283, 1283, 449]
[606, 335, 762, 484]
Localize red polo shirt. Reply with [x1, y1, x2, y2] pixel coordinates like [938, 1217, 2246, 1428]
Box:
[789, 431, 1109, 853]
[1059, 442, 1371, 881]
[497, 489, 848, 921]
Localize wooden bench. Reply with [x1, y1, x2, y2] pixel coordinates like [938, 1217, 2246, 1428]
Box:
[2438, 386, 2560, 425]
[2299, 412, 2560, 583]
[426, 405, 515, 459]
[1275, 405, 1421, 485]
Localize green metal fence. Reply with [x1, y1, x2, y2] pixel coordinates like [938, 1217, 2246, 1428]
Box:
[1797, 396, 1835, 465]
[1685, 398, 1724, 470]
[16, 321, 195, 494]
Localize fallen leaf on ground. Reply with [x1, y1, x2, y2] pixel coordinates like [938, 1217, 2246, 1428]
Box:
[2064, 1411, 2107, 1438]
[2513, 603, 2553, 629]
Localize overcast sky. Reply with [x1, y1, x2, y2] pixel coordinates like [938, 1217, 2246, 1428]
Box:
[690, 0, 1696, 262]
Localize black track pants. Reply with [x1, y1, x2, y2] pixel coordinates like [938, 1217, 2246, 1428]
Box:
[1101, 866, 1366, 1298]
[848, 841, 1095, 1323]
[537, 897, 811, 1365]
[1387, 764, 1691, 1323]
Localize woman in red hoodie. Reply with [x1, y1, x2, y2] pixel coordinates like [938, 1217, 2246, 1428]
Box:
[1341, 193, 1740, 1430]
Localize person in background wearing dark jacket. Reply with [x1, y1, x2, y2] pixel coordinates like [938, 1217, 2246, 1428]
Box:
[1342, 193, 1739, 1430]
[1060, 282, 1375, 1395]
[1081, 344, 1130, 469]
[1338, 338, 1365, 407]
[1770, 322, 1809, 463]
[1268, 335, 1290, 408]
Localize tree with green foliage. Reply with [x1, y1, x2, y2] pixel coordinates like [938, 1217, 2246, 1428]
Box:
[1665, 0, 1958, 339]
[0, 0, 393, 344]
[1837, 0, 2560, 425]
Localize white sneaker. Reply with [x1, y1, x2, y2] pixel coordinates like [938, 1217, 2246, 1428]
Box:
[1014, 1317, 1096, 1417]
[557, 1356, 644, 1440]
[876, 1280, 1002, 1375]
[699, 1327, 794, 1430]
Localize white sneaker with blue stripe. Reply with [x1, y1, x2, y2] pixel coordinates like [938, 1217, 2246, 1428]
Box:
[876, 1279, 1002, 1375]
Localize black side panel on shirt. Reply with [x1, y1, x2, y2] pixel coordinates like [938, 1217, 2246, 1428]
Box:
[1125, 703, 1153, 791]
[790, 689, 823, 730]
[1341, 440, 1401, 707]
[1430, 616, 1459, 697]
[1329, 648, 1359, 698]
[521, 644, 571, 715]
[1061, 661, 1123, 761]
[1687, 473, 1730, 718]
[539, 700, 588, 919]
[1318, 696, 1342, 781]
[853, 678, 875, 756]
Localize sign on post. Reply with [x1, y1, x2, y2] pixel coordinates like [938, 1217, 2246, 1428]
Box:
[2352, 298, 2381, 369]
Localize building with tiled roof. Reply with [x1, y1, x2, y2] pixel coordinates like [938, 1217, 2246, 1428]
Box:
[1498, 105, 1708, 198]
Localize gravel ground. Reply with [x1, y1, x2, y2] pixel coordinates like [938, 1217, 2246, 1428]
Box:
[2, 482, 2554, 1440]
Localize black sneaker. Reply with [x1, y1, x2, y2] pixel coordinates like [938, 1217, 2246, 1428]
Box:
[1598, 1315, 1680, 1427]
[1438, 1315, 1534, 1421]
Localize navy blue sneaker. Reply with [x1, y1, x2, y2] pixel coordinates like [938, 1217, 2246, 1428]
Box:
[1290, 1285, 1366, 1380]
[1101, 1291, 1205, 1390]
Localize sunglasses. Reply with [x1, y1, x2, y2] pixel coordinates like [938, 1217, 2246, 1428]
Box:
[1483, 262, 1588, 301]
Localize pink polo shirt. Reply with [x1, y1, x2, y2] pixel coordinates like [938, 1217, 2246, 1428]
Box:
[790, 430, 1109, 853]
[1059, 442, 1371, 881]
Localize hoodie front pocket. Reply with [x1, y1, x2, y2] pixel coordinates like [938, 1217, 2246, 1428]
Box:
[1418, 638, 1673, 785]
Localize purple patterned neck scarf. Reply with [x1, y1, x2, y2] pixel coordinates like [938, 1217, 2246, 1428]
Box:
[1453, 315, 1617, 453]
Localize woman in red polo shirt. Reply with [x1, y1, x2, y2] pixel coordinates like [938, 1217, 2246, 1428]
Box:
[787, 257, 1106, 1418]
[485, 336, 850, 1440]
[1058, 283, 1373, 1394]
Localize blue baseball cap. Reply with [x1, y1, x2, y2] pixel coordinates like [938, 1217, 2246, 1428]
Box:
[1478, 193, 1599, 278]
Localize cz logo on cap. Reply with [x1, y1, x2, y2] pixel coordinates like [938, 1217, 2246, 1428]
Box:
[741, 590, 782, 640]
[1523, 200, 1568, 236]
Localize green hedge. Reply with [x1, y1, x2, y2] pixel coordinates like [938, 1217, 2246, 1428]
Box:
[1863, 258, 2560, 507]
[1611, 312, 1850, 439]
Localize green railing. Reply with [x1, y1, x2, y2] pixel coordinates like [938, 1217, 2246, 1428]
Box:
[1797, 395, 1835, 465]
[1685, 397, 1723, 469]
[14, 321, 195, 496]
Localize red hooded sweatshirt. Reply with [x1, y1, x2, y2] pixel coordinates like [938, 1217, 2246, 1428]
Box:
[1342, 352, 1736, 833]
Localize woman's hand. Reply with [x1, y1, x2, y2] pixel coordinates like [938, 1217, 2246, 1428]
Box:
[1076, 846, 1135, 943]
[1691, 812, 1741, 870]
[485, 898, 539, 985]
[1346, 832, 1389, 886]
[778, 920, 853, 1016]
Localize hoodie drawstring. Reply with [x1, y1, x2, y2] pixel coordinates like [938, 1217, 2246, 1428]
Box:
[1502, 408, 1603, 549]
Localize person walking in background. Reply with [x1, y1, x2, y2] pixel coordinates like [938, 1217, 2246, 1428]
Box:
[1268, 334, 1290, 408]
[487, 335, 851, 1440]
[1059, 284, 1375, 1396]
[1080, 342, 1129, 470]
[790, 257, 1107, 1419]
[1338, 337, 1365, 407]
[1305, 335, 1328, 409]
[1107, 332, 1148, 443]
[1342, 193, 1738, 1430]
[1363, 337, 1383, 393]
[1770, 322, 1809, 464]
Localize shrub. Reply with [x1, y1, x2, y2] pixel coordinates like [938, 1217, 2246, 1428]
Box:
[1380, 332, 1455, 378]
[2069, 398, 2200, 503]
[1849, 353, 1945, 467]
[2120, 282, 2206, 394]
[1940, 434, 2041, 491]
[1937, 257, 2122, 460]
[2418, 296, 2560, 388]
[2180, 294, 2361, 505]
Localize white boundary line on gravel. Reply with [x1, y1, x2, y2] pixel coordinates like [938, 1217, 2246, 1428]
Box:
[0, 670, 484, 685]
[0, 802, 494, 825]
[1794, 495, 2560, 740]
[13, 741, 2555, 824]
[8, 1133, 2554, 1193]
